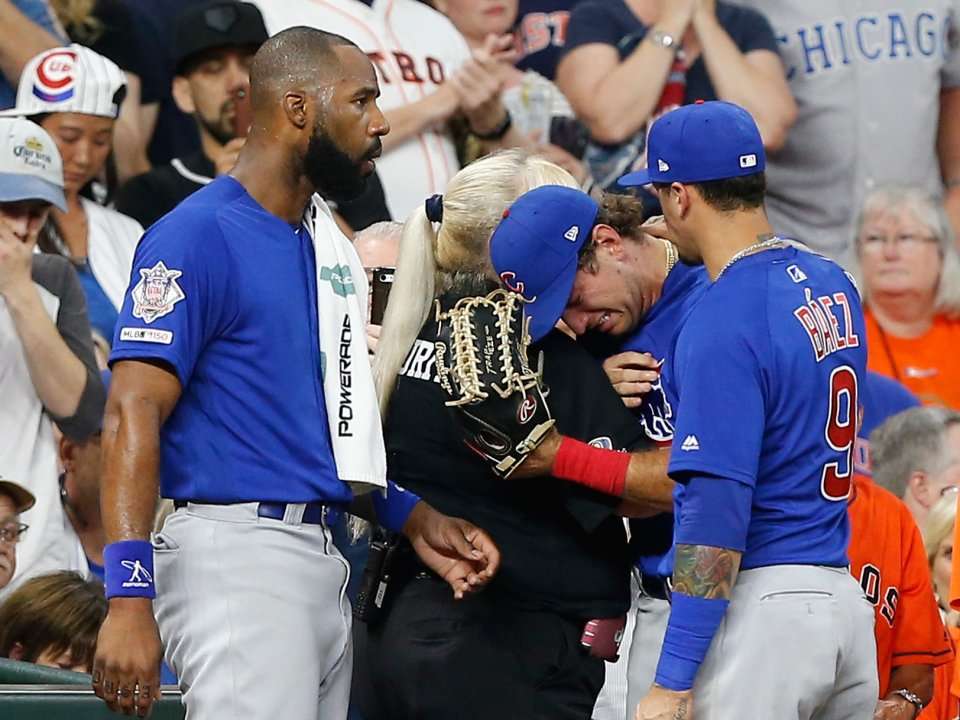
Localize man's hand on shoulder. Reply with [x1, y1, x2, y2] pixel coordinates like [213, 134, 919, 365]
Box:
[603, 352, 662, 409]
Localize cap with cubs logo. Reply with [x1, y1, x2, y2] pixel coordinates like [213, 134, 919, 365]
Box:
[489, 185, 599, 342]
[0, 45, 127, 120]
[618, 100, 765, 187]
[0, 117, 66, 211]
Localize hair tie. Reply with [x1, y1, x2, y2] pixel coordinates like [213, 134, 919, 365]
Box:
[425, 194, 444, 223]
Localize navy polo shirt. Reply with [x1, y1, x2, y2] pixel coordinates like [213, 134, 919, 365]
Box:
[110, 176, 350, 505]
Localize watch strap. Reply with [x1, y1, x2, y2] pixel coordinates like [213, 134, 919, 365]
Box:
[892, 688, 924, 716]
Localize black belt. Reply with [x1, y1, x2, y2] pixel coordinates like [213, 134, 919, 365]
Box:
[639, 573, 672, 602]
[172, 500, 336, 525]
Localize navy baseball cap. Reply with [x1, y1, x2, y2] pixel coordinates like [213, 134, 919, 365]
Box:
[618, 101, 765, 187]
[490, 185, 599, 342]
[174, 1, 268, 73]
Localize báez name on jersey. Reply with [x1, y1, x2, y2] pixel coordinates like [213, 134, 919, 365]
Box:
[338, 315, 353, 437]
[793, 288, 860, 362]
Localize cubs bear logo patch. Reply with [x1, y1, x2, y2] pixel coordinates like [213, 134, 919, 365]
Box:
[131, 261, 185, 324]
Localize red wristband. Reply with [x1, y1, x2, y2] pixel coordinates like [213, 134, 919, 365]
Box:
[552, 437, 630, 497]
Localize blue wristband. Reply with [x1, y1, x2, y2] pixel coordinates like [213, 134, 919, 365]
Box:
[655, 594, 729, 691]
[104, 540, 156, 599]
[371, 480, 421, 533]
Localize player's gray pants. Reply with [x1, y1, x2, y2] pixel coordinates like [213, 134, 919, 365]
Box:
[624, 586, 671, 719]
[694, 564, 878, 720]
[153, 503, 353, 720]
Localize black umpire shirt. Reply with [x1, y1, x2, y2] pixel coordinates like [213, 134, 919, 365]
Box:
[386, 300, 650, 620]
[115, 151, 392, 231]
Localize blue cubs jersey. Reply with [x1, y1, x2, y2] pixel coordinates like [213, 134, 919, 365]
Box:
[854, 372, 919, 476]
[620, 262, 710, 444]
[110, 176, 351, 506]
[669, 246, 867, 570]
[616, 262, 708, 568]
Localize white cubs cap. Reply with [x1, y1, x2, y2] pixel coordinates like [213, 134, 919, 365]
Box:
[0, 44, 127, 119]
[0, 117, 66, 211]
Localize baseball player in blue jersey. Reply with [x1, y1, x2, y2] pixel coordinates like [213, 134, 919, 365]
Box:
[490, 187, 708, 714]
[624, 101, 877, 720]
[90, 28, 498, 720]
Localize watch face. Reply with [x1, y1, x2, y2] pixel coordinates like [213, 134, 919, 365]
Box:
[652, 31, 675, 48]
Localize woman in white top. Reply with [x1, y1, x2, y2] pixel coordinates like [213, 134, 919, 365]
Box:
[2, 44, 142, 343]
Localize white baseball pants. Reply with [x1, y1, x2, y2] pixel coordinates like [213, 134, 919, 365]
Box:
[152, 502, 352, 720]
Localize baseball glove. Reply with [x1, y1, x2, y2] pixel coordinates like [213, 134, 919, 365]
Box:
[434, 289, 556, 478]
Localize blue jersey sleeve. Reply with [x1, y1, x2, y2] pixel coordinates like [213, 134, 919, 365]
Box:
[110, 214, 234, 386]
[668, 307, 766, 487]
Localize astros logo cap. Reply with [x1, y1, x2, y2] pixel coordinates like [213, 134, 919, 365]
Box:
[618, 101, 765, 187]
[490, 185, 599, 342]
[0, 45, 127, 120]
[0, 117, 66, 211]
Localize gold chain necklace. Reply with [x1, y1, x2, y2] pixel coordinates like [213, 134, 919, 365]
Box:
[716, 236, 784, 280]
[662, 238, 679, 277]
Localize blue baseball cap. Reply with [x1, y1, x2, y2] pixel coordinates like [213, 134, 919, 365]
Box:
[618, 101, 765, 188]
[489, 185, 598, 342]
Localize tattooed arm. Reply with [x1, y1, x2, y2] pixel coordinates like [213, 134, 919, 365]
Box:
[634, 474, 753, 720]
[633, 544, 744, 720]
[671, 543, 742, 599]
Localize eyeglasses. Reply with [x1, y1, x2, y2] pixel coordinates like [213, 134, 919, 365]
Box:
[0, 521, 28, 544]
[859, 232, 939, 252]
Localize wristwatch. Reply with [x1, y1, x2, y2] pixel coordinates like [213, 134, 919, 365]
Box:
[892, 689, 924, 717]
[648, 30, 678, 51]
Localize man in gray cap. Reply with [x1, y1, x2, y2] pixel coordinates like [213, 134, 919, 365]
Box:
[0, 116, 105, 599]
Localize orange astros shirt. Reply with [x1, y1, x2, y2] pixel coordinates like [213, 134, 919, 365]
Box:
[848, 474, 953, 699]
[926, 627, 960, 720]
[948, 495, 960, 712]
[864, 309, 960, 410]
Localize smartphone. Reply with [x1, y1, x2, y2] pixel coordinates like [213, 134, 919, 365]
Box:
[580, 616, 626, 661]
[370, 266, 395, 325]
[233, 87, 253, 138]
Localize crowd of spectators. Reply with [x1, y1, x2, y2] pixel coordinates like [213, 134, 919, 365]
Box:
[2, 1, 960, 719]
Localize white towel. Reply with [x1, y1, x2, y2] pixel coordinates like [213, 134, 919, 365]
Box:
[304, 195, 387, 494]
[84, 198, 143, 311]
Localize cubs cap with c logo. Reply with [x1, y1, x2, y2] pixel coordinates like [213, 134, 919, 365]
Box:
[618, 100, 765, 187]
[0, 45, 127, 120]
[489, 185, 599, 342]
[0, 117, 66, 211]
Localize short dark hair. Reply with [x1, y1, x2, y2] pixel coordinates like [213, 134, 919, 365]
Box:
[654, 172, 766, 212]
[0, 571, 107, 672]
[577, 192, 648, 270]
